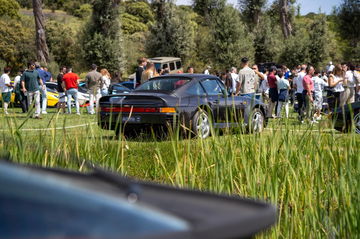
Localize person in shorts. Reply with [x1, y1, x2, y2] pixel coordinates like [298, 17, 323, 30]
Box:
[312, 70, 328, 120]
[267, 67, 278, 118]
[0, 67, 13, 115]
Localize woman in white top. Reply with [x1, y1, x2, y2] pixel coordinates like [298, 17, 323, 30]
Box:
[276, 71, 290, 118]
[328, 64, 344, 110]
[100, 69, 111, 96]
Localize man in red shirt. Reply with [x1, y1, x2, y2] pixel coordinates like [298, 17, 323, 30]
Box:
[62, 67, 80, 115]
[267, 67, 278, 118]
[302, 66, 315, 121]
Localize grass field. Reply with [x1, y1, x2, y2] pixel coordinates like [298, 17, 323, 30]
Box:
[0, 107, 359, 238]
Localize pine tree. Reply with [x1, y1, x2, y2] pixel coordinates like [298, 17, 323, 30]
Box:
[208, 3, 255, 69]
[238, 0, 267, 27]
[146, 0, 196, 62]
[308, 15, 328, 68]
[82, 0, 124, 73]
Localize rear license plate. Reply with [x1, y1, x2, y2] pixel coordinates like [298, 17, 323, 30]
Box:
[122, 116, 141, 123]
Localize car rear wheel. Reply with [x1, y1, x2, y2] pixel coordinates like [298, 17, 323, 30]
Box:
[192, 110, 211, 139]
[248, 108, 265, 133]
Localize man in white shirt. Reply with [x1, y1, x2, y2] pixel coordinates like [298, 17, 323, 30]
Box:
[0, 67, 13, 115]
[293, 65, 306, 120]
[341, 63, 356, 105]
[204, 66, 211, 75]
[312, 70, 328, 120]
[326, 61, 335, 74]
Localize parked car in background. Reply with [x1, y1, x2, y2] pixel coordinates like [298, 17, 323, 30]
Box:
[99, 74, 267, 138]
[333, 102, 360, 134]
[108, 83, 132, 95]
[0, 82, 59, 107]
[46, 82, 89, 106]
[149, 57, 183, 74]
[119, 81, 135, 90]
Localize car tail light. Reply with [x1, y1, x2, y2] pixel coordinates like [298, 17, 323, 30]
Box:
[101, 107, 176, 113]
[159, 107, 176, 113]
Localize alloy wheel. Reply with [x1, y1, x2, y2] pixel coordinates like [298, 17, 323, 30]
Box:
[354, 112, 360, 134]
[251, 111, 264, 133]
[196, 111, 210, 139]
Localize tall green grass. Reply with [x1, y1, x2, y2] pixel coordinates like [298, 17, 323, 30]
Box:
[0, 112, 359, 238]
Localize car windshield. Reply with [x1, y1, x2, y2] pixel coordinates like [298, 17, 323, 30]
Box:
[135, 78, 190, 92]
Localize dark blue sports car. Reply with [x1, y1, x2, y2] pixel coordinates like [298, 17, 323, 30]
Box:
[99, 74, 267, 138]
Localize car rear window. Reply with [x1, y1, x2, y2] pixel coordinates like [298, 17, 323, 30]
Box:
[135, 78, 190, 92]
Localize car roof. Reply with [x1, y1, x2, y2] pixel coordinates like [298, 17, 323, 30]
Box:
[151, 74, 218, 80]
[149, 57, 181, 63]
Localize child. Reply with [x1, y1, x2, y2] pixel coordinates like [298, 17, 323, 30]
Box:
[276, 71, 290, 118]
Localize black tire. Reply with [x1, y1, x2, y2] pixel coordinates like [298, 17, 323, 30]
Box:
[248, 108, 265, 134]
[191, 109, 211, 139]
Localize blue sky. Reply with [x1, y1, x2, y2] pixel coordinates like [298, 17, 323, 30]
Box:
[176, 0, 342, 15]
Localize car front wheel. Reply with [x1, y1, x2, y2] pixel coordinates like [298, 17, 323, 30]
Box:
[192, 110, 211, 139]
[248, 108, 265, 133]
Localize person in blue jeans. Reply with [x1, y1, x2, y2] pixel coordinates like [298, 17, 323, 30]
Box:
[62, 68, 80, 115]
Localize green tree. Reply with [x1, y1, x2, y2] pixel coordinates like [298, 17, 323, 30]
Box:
[82, 0, 124, 73]
[0, 0, 20, 19]
[307, 15, 329, 68]
[192, 0, 222, 22]
[238, 0, 267, 26]
[46, 20, 79, 67]
[208, 3, 255, 69]
[0, 19, 36, 72]
[146, 0, 196, 63]
[336, 0, 360, 62]
[253, 15, 283, 63]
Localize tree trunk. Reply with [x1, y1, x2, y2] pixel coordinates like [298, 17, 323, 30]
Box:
[33, 0, 49, 64]
[279, 0, 292, 38]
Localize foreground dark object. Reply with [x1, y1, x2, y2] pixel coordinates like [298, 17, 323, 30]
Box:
[0, 160, 276, 239]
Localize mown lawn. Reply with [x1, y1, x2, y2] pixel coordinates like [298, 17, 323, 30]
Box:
[0, 107, 359, 238]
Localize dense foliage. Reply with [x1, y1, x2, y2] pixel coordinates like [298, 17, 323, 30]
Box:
[0, 0, 357, 75]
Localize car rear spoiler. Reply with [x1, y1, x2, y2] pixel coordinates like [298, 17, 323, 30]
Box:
[0, 160, 276, 239]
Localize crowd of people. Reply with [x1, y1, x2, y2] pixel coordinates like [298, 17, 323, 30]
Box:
[0, 62, 113, 118]
[0, 57, 359, 122]
[201, 60, 360, 123]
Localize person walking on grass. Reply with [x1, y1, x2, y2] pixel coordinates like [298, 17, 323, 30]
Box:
[62, 67, 80, 115]
[14, 70, 28, 113]
[293, 65, 306, 121]
[35, 63, 52, 115]
[312, 70, 328, 120]
[237, 57, 257, 98]
[266, 67, 278, 118]
[328, 64, 344, 111]
[57, 66, 67, 113]
[276, 71, 290, 118]
[302, 66, 315, 122]
[86, 64, 102, 115]
[341, 63, 356, 105]
[0, 67, 13, 115]
[21, 61, 44, 119]
[135, 57, 147, 88]
[100, 69, 111, 96]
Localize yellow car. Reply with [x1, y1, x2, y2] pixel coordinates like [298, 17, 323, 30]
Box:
[0, 90, 59, 107]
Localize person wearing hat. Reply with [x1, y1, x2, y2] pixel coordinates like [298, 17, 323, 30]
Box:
[85, 64, 102, 114]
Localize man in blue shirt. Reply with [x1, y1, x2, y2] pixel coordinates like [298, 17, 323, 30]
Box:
[35, 63, 52, 114]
